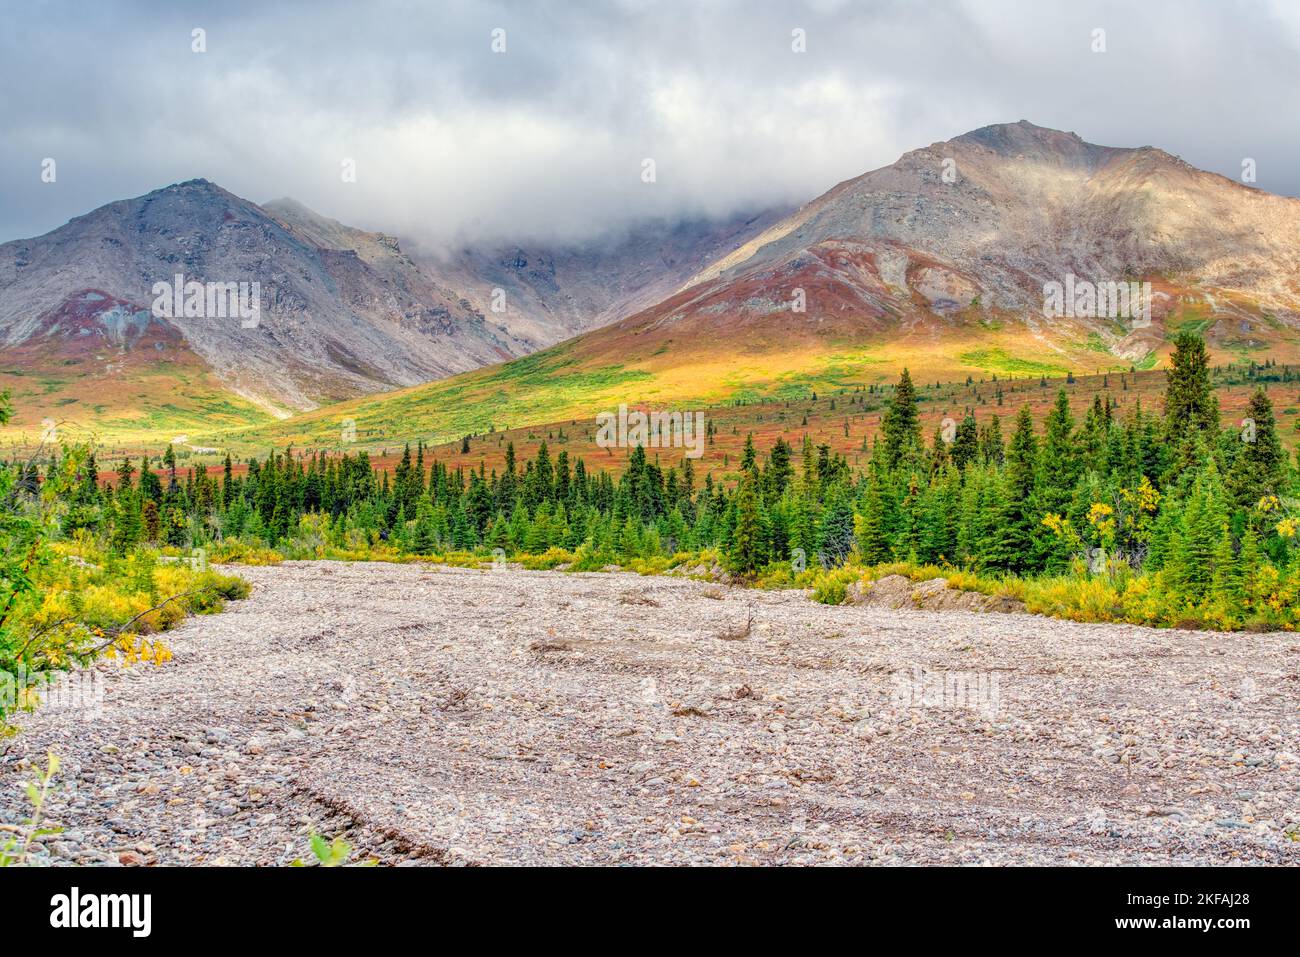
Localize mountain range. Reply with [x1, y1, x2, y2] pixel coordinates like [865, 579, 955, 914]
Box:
[3, 120, 1299, 450]
[0, 180, 774, 442]
[575, 119, 1300, 385]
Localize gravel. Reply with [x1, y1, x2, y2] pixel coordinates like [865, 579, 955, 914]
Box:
[3, 560, 1298, 866]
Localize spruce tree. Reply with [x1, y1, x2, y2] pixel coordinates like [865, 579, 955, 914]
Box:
[412, 501, 437, 554]
[950, 412, 979, 470]
[728, 476, 765, 574]
[788, 490, 818, 563]
[880, 369, 921, 470]
[1041, 390, 1078, 512]
[1168, 460, 1228, 600]
[817, 490, 855, 568]
[112, 487, 142, 553]
[1209, 523, 1244, 615]
[1227, 387, 1286, 511]
[986, 406, 1040, 572]
[978, 415, 1004, 465]
[740, 433, 757, 474]
[852, 474, 888, 565]
[1164, 332, 1219, 435]
[1163, 332, 1220, 481]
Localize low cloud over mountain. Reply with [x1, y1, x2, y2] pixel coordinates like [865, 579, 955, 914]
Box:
[4, 1, 1300, 251]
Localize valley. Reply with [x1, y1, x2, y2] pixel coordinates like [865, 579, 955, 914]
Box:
[5, 0, 1298, 897]
[49, 365, 1298, 490]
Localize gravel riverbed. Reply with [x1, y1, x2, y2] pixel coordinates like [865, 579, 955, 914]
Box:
[3, 560, 1298, 866]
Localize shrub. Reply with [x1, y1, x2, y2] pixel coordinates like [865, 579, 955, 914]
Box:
[810, 566, 863, 605]
[568, 543, 614, 572]
[209, 539, 283, 566]
[754, 561, 799, 590]
[519, 547, 575, 570]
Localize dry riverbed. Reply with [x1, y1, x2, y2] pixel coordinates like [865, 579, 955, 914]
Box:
[3, 560, 1298, 866]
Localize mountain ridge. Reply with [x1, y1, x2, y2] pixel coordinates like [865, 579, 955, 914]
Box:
[192, 120, 1300, 454]
[0, 178, 531, 433]
[0, 180, 783, 442]
[6, 121, 1300, 452]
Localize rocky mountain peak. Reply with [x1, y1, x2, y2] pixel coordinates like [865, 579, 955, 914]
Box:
[946, 120, 1122, 169]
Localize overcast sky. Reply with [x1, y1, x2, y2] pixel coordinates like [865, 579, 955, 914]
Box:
[3, 0, 1299, 249]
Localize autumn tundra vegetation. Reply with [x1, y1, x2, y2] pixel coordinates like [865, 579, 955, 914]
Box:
[0, 392, 246, 736]
[2, 332, 1298, 732]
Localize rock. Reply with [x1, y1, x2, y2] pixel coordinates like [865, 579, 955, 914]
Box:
[671, 695, 714, 717]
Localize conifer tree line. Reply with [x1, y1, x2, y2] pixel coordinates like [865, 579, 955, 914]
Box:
[10, 333, 1299, 624]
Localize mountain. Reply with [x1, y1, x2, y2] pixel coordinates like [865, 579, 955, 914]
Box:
[588, 119, 1300, 381]
[0, 180, 527, 440]
[213, 121, 1300, 453]
[0, 181, 785, 445]
[420, 208, 790, 349]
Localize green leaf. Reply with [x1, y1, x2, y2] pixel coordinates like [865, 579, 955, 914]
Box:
[331, 838, 353, 864]
[309, 832, 330, 863]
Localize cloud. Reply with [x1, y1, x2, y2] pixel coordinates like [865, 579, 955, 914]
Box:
[2, 0, 1298, 246]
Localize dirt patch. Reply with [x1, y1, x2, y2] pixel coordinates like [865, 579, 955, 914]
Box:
[847, 574, 1026, 615]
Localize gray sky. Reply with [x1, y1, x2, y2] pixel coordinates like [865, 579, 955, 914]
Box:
[3, 0, 1299, 249]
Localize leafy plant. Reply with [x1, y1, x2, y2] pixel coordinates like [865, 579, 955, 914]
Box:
[291, 831, 376, 867]
[0, 752, 62, 867]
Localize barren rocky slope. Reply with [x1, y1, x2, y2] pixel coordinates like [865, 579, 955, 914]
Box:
[689, 121, 1300, 302]
[0, 183, 785, 439]
[572, 121, 1300, 376]
[3, 561, 1296, 866]
[0, 181, 527, 420]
